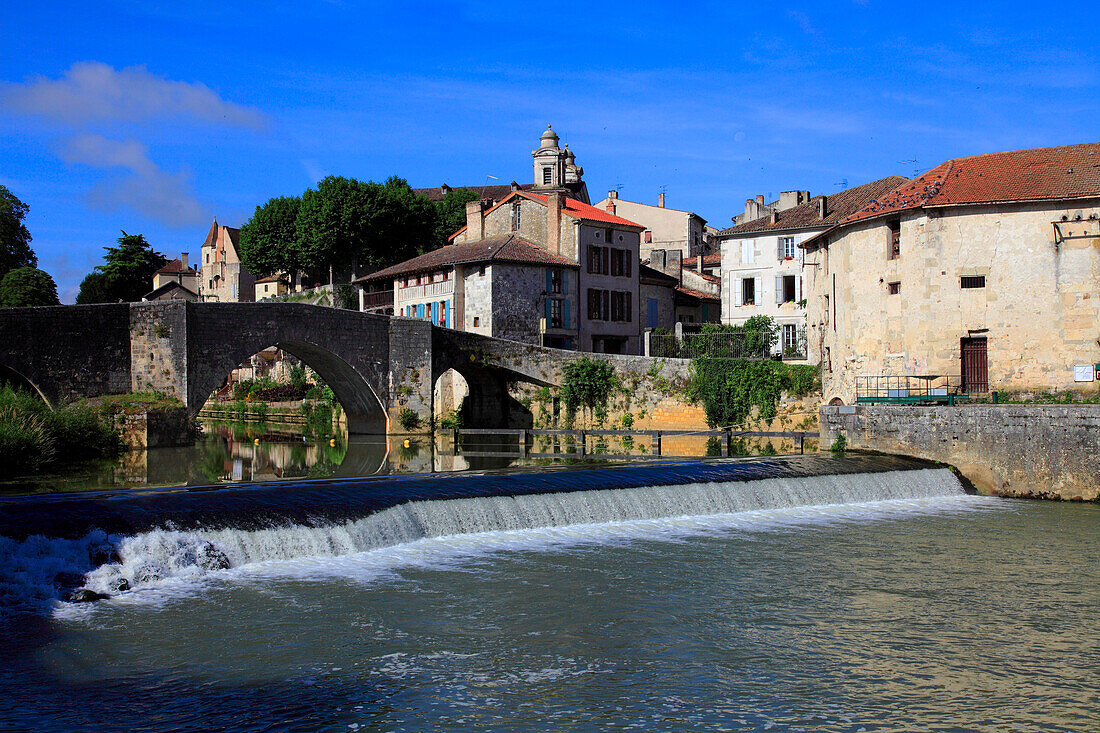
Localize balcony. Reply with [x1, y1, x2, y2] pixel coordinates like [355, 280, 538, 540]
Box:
[360, 289, 394, 309]
[399, 280, 455, 300]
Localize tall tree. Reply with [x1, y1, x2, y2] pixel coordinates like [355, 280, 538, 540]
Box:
[239, 195, 302, 278]
[0, 185, 36, 279]
[75, 232, 167, 303]
[0, 267, 59, 307]
[434, 187, 481, 242]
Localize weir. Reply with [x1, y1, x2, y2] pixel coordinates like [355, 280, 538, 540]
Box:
[0, 455, 968, 611]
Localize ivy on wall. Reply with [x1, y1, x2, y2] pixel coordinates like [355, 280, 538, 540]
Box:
[688, 358, 819, 428]
[559, 357, 620, 427]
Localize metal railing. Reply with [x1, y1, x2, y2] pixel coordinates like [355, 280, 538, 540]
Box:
[855, 375, 967, 404]
[650, 326, 807, 360]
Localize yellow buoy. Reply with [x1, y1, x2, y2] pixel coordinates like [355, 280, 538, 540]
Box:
[403, 439, 411, 448]
[254, 438, 260, 445]
[329, 438, 336, 447]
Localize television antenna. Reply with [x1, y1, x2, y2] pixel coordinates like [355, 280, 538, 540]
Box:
[834, 178, 848, 189]
[899, 159, 919, 177]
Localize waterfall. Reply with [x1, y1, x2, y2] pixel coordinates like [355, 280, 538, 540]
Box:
[0, 466, 967, 613]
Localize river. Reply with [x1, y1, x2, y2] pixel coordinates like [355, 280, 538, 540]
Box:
[0, 442, 1096, 732]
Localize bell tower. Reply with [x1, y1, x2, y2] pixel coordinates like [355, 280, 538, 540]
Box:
[532, 124, 563, 188]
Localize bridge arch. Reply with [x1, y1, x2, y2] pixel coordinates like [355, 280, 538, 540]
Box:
[189, 337, 389, 434]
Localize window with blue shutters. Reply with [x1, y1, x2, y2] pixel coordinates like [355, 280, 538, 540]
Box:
[430, 302, 438, 324]
[443, 300, 449, 328]
[416, 303, 424, 318]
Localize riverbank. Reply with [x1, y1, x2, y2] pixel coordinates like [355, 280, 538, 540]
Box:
[820, 403, 1100, 500]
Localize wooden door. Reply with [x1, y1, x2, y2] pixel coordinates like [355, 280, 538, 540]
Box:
[961, 337, 988, 393]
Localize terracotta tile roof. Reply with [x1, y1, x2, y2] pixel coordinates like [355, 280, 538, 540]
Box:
[142, 281, 198, 300]
[255, 274, 286, 284]
[716, 175, 909, 236]
[155, 258, 197, 275]
[674, 285, 720, 302]
[358, 234, 578, 282]
[414, 182, 534, 202]
[681, 253, 722, 267]
[696, 272, 721, 283]
[520, 192, 645, 228]
[841, 142, 1100, 225]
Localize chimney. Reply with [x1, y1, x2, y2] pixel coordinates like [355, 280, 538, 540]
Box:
[818, 196, 828, 219]
[756, 194, 764, 205]
[652, 249, 667, 273]
[605, 201, 616, 214]
[608, 190, 618, 199]
[668, 250, 682, 283]
[547, 190, 563, 256]
[770, 210, 779, 224]
[465, 200, 485, 241]
[696, 250, 703, 273]
[181, 252, 189, 269]
[658, 192, 666, 208]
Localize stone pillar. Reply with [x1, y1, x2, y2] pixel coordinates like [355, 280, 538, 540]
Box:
[129, 301, 189, 405]
[644, 328, 652, 356]
[387, 317, 433, 433]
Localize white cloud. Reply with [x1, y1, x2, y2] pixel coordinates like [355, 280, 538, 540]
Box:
[59, 133, 206, 228]
[3, 61, 266, 128]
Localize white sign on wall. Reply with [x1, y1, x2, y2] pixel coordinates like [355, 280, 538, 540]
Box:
[1073, 365, 1095, 382]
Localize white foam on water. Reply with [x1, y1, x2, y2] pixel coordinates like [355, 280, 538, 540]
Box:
[0, 468, 1006, 618]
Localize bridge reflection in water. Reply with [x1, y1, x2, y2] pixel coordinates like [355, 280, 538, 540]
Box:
[0, 420, 820, 497]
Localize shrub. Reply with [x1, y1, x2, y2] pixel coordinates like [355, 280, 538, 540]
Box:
[439, 409, 462, 430]
[0, 386, 121, 477]
[398, 408, 421, 431]
[289, 365, 309, 392]
[830, 433, 847, 454]
[620, 412, 634, 429]
[560, 357, 619, 427]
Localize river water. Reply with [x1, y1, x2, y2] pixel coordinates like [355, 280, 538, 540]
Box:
[0, 459, 1096, 732]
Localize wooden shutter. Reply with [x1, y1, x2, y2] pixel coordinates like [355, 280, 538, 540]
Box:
[777, 238, 784, 261]
[754, 276, 762, 306]
[563, 299, 571, 329]
[734, 277, 743, 307]
[796, 275, 802, 302]
[775, 275, 784, 304]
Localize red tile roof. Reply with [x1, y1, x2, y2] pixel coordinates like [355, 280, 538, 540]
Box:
[155, 258, 197, 275]
[674, 285, 720, 302]
[358, 234, 577, 282]
[681, 253, 722, 267]
[718, 176, 909, 236]
[520, 191, 645, 228]
[841, 143, 1100, 225]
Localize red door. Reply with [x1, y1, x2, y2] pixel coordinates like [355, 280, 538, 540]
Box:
[961, 338, 988, 393]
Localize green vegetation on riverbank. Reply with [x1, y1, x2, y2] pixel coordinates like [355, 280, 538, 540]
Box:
[0, 386, 122, 477]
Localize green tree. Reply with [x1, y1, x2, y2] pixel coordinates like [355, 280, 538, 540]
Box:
[295, 176, 439, 281]
[75, 232, 167, 303]
[0, 185, 36, 279]
[239, 195, 302, 278]
[434, 187, 481, 242]
[0, 267, 59, 306]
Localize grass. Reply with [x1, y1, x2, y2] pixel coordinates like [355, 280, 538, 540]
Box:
[0, 386, 123, 477]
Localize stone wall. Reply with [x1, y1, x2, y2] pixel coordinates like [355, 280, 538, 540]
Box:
[130, 301, 189, 400]
[805, 201, 1100, 403]
[0, 304, 131, 405]
[820, 404, 1100, 500]
[114, 406, 194, 449]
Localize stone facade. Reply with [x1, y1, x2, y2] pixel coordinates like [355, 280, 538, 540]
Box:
[820, 403, 1100, 500]
[806, 201, 1100, 402]
[199, 219, 256, 302]
[593, 191, 710, 263]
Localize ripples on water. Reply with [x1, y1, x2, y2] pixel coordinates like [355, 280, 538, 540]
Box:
[1, 495, 1098, 732]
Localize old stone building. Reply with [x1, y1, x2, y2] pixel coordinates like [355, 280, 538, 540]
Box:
[254, 274, 290, 300]
[643, 250, 721, 326]
[144, 253, 199, 301]
[199, 219, 256, 302]
[717, 176, 907, 361]
[802, 143, 1100, 403]
[593, 191, 709, 263]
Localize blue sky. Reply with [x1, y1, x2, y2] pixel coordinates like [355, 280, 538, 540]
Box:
[2, 1, 1098, 301]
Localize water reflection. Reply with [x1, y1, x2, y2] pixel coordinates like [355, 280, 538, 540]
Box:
[0, 420, 819, 496]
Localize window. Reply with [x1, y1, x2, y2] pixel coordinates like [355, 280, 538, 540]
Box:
[779, 236, 796, 260]
[550, 268, 563, 294]
[782, 324, 798, 353]
[887, 281, 901, 295]
[473, 316, 480, 327]
[778, 274, 798, 303]
[441, 270, 449, 281]
[741, 277, 756, 305]
[644, 231, 652, 243]
[961, 275, 986, 289]
[587, 288, 610, 320]
[478, 265, 486, 277]
[741, 241, 754, 265]
[587, 245, 610, 275]
[610, 249, 632, 277]
[543, 167, 552, 185]
[611, 291, 632, 322]
[550, 298, 563, 328]
[511, 202, 521, 231]
[887, 220, 901, 260]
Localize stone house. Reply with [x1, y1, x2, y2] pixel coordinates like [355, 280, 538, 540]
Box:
[801, 143, 1100, 403]
[254, 274, 290, 300]
[144, 253, 199, 301]
[643, 249, 721, 326]
[199, 219, 256, 302]
[593, 191, 709, 263]
[716, 176, 907, 360]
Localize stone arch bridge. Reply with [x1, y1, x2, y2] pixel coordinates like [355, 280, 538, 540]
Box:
[0, 301, 687, 433]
